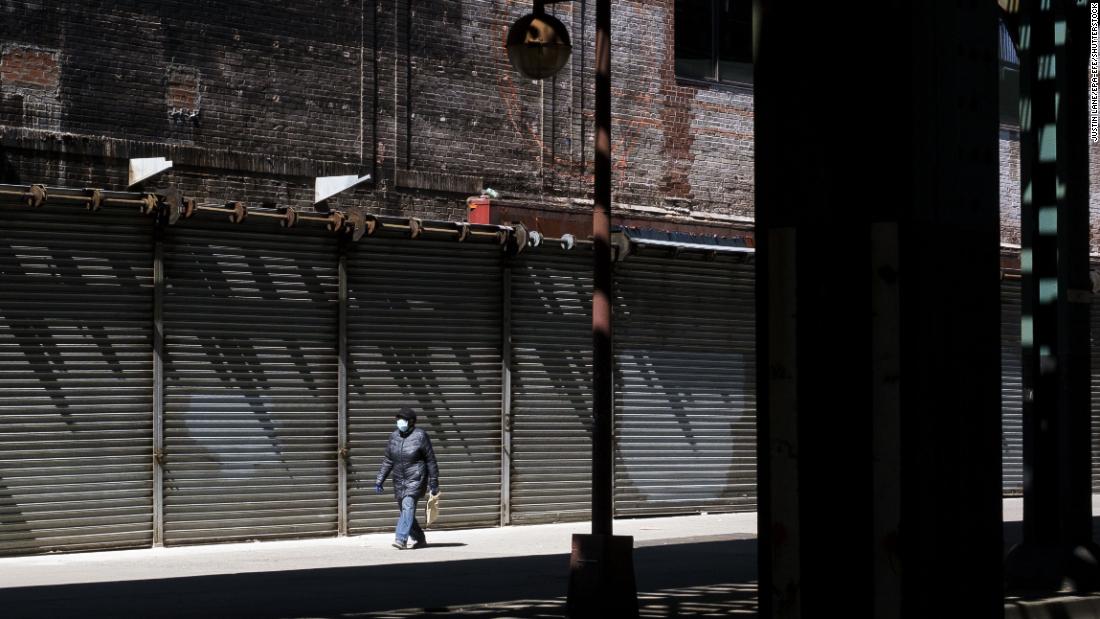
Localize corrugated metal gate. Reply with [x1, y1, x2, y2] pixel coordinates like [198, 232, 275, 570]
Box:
[612, 251, 756, 516]
[0, 206, 154, 555]
[997, 270, 1100, 495]
[346, 239, 503, 532]
[162, 223, 339, 544]
[1001, 276, 1024, 494]
[508, 246, 593, 524]
[8, 198, 1086, 556]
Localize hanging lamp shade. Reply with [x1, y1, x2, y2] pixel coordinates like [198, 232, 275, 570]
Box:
[506, 11, 572, 80]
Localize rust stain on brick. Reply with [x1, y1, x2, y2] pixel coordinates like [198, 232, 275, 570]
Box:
[166, 67, 200, 110]
[494, 16, 543, 152]
[613, 119, 645, 194]
[656, 5, 696, 199]
[0, 46, 60, 91]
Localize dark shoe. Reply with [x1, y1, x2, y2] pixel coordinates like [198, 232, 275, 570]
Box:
[410, 539, 427, 549]
[392, 541, 407, 550]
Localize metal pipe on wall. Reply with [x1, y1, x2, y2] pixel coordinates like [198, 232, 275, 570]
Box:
[338, 241, 350, 537]
[152, 228, 166, 547]
[501, 265, 513, 527]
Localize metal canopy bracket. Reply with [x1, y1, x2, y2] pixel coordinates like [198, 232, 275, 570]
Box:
[314, 175, 372, 204]
[128, 157, 174, 188]
[227, 201, 247, 224]
[161, 188, 189, 225]
[345, 206, 369, 241]
[24, 184, 47, 208]
[280, 206, 298, 228]
[86, 188, 103, 212]
[327, 211, 346, 233]
[511, 223, 530, 254]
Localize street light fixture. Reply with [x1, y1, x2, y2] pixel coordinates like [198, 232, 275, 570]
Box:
[507, 2, 638, 617]
[505, 4, 572, 80]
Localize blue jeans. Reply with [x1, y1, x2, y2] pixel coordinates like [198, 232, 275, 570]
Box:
[395, 495, 425, 545]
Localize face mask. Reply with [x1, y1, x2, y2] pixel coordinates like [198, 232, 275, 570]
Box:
[396, 419, 409, 432]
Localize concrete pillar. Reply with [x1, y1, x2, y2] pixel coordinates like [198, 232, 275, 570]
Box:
[1004, 0, 1099, 593]
[755, 3, 1003, 617]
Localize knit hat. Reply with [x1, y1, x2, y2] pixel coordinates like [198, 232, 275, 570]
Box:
[396, 406, 417, 423]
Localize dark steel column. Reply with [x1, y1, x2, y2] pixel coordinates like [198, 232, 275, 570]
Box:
[756, 2, 1003, 616]
[1005, 0, 1099, 592]
[591, 0, 613, 539]
[567, 1, 637, 615]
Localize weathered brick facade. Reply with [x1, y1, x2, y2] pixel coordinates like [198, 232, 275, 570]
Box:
[0, 0, 757, 236]
[999, 129, 1100, 254]
[1000, 131, 1021, 247]
[0, 1, 1092, 244]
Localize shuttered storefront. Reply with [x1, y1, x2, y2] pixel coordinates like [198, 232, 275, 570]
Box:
[0, 206, 154, 555]
[346, 239, 502, 532]
[612, 251, 756, 516]
[508, 246, 593, 524]
[1001, 276, 1024, 495]
[162, 223, 339, 544]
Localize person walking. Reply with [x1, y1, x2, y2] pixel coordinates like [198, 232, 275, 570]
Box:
[375, 406, 439, 549]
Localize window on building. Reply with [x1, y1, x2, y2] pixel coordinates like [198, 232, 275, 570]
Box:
[999, 18, 1020, 126]
[675, 0, 753, 85]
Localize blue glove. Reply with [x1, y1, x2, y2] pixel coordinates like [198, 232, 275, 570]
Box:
[429, 484, 439, 495]
[375, 484, 384, 494]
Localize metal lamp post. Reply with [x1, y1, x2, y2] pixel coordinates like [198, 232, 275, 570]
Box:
[507, 1, 638, 616]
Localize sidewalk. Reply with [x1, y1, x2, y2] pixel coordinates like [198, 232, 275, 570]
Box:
[0, 512, 758, 618]
[0, 511, 756, 590]
[0, 497, 1087, 618]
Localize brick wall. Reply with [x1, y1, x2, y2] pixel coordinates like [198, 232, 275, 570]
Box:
[999, 131, 1021, 247]
[0, 43, 62, 132]
[1092, 137, 1100, 254]
[0, 0, 758, 232]
[3, 1, 1090, 245]
[0, 1, 369, 213]
[1, 46, 60, 91]
[999, 130, 1100, 254]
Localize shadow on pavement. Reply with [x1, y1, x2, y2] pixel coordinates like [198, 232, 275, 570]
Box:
[10, 515, 1099, 617]
[2, 538, 758, 618]
[349, 581, 759, 618]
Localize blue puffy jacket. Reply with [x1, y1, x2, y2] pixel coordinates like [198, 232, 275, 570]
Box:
[375, 424, 439, 500]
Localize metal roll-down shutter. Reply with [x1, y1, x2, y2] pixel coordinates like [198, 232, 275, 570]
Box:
[1001, 276, 1024, 495]
[508, 246, 593, 524]
[162, 223, 339, 544]
[0, 205, 154, 555]
[346, 239, 502, 532]
[613, 251, 756, 517]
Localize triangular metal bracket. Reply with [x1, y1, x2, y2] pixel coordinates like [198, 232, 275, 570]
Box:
[128, 157, 174, 188]
[314, 174, 372, 204]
